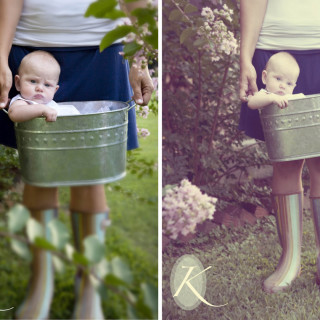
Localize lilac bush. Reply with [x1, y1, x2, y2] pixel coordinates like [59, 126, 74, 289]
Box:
[163, 0, 271, 211]
[163, 179, 217, 240]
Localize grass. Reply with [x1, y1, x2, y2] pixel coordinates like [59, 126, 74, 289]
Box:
[163, 208, 320, 320]
[0, 113, 158, 319]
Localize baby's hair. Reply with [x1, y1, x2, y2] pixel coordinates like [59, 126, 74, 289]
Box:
[17, 50, 61, 78]
[264, 51, 300, 72]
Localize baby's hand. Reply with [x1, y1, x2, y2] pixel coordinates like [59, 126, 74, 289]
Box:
[42, 106, 58, 122]
[272, 95, 289, 109]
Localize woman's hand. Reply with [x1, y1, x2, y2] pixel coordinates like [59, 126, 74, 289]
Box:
[129, 62, 154, 105]
[0, 61, 12, 108]
[239, 60, 258, 102]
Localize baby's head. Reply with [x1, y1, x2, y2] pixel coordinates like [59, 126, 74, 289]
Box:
[262, 52, 300, 96]
[15, 51, 60, 104]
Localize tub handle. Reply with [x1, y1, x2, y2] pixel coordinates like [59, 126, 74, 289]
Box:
[2, 108, 8, 114]
[126, 99, 136, 111]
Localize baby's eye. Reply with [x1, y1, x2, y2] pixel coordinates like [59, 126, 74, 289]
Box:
[276, 77, 281, 81]
[45, 84, 51, 87]
[30, 80, 36, 84]
[287, 82, 293, 86]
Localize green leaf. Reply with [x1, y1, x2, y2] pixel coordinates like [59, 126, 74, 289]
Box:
[84, 235, 105, 264]
[180, 27, 195, 44]
[169, 9, 183, 21]
[144, 30, 158, 49]
[52, 256, 65, 274]
[26, 218, 44, 243]
[96, 258, 111, 278]
[100, 25, 134, 52]
[85, 0, 126, 20]
[34, 237, 56, 251]
[11, 239, 31, 261]
[7, 204, 30, 233]
[111, 256, 133, 284]
[73, 252, 89, 266]
[131, 8, 157, 27]
[48, 219, 70, 250]
[65, 243, 75, 261]
[90, 274, 108, 300]
[194, 37, 207, 47]
[184, 4, 198, 13]
[104, 274, 128, 287]
[123, 42, 142, 57]
[141, 282, 158, 317]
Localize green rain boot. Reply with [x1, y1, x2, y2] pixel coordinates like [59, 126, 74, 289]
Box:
[263, 193, 303, 293]
[71, 210, 110, 319]
[309, 197, 320, 284]
[15, 209, 56, 320]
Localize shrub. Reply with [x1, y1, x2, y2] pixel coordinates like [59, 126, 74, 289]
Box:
[163, 179, 217, 239]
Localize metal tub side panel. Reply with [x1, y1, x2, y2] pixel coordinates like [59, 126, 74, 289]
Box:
[260, 95, 320, 161]
[15, 102, 130, 186]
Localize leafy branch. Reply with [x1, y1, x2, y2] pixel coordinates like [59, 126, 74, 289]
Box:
[85, 0, 158, 65]
[2, 204, 158, 319]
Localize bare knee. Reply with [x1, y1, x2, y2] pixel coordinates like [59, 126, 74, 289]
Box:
[23, 184, 59, 210]
[272, 160, 304, 194]
[273, 160, 304, 180]
[70, 185, 107, 214]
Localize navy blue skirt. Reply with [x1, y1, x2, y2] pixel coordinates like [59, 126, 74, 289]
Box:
[239, 49, 320, 140]
[2, 44, 138, 150]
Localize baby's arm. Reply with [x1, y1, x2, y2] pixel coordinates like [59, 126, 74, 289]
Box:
[9, 100, 58, 122]
[247, 91, 288, 109]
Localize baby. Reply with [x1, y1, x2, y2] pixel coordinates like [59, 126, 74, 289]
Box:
[9, 50, 80, 122]
[247, 51, 301, 110]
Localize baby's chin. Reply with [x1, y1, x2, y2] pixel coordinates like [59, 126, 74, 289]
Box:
[32, 99, 49, 104]
[275, 91, 293, 96]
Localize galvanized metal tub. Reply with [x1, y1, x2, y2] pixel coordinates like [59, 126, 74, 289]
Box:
[14, 100, 133, 187]
[260, 94, 320, 162]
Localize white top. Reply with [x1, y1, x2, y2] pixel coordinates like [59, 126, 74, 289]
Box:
[10, 94, 81, 116]
[256, 0, 320, 50]
[13, 0, 124, 47]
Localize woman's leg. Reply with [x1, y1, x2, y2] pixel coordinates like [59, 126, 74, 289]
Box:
[16, 184, 58, 320]
[271, 159, 305, 194]
[70, 184, 110, 320]
[306, 157, 320, 284]
[263, 159, 304, 293]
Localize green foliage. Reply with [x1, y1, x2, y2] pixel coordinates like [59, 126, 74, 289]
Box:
[86, 0, 158, 64]
[0, 204, 157, 319]
[163, 0, 271, 208]
[0, 145, 20, 203]
[85, 0, 126, 19]
[100, 25, 134, 50]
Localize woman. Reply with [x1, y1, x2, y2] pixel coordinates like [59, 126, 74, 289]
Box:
[0, 0, 154, 318]
[239, 0, 320, 293]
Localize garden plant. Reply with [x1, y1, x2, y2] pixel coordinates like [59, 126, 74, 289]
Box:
[162, 0, 318, 319]
[0, 0, 158, 318]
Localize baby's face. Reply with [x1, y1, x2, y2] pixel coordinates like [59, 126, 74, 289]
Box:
[15, 58, 59, 104]
[262, 61, 299, 96]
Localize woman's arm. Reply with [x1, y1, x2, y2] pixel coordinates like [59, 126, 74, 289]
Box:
[239, 0, 268, 101]
[0, 0, 23, 108]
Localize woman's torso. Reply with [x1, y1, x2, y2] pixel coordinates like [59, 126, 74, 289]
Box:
[13, 0, 124, 47]
[256, 0, 320, 50]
